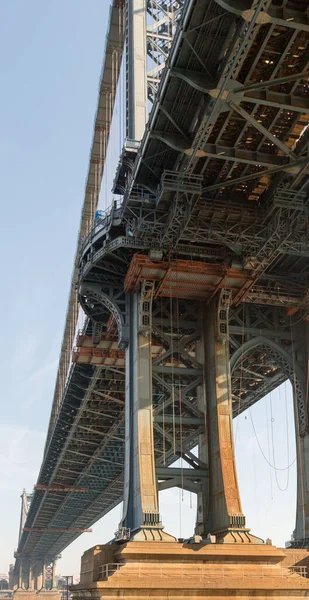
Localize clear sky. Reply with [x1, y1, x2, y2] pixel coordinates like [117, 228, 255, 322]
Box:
[0, 0, 297, 580]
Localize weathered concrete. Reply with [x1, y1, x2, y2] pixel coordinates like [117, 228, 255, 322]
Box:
[71, 541, 309, 600]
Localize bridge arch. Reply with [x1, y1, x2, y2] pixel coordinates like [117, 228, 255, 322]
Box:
[231, 334, 308, 543]
[230, 335, 306, 433]
[79, 283, 128, 349]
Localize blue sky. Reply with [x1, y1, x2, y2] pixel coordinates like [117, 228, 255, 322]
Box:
[0, 0, 297, 580]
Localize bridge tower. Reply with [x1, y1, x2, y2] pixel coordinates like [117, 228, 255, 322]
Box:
[13, 491, 59, 600]
[78, 0, 309, 550]
[82, 0, 257, 545]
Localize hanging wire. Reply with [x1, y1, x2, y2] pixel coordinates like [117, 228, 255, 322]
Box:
[265, 386, 273, 500]
[270, 390, 290, 492]
[249, 405, 296, 471]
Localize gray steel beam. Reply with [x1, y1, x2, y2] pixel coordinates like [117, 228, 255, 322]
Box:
[216, 0, 309, 32]
[157, 467, 208, 478]
[154, 416, 204, 425]
[238, 70, 309, 94]
[245, 7, 309, 32]
[152, 132, 289, 166]
[229, 102, 296, 159]
[126, 0, 148, 140]
[152, 366, 202, 375]
[203, 156, 308, 192]
[229, 326, 294, 339]
[239, 90, 309, 114]
[201, 143, 288, 167]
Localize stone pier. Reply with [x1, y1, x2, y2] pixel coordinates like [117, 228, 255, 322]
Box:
[71, 541, 309, 600]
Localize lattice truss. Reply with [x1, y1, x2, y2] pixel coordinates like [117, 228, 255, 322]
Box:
[146, 0, 184, 102]
[229, 304, 307, 433]
[151, 299, 204, 474]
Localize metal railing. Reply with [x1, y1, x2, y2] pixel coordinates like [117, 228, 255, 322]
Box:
[98, 562, 307, 580]
[80, 199, 123, 256]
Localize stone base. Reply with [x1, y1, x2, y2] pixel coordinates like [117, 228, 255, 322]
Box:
[129, 526, 176, 542]
[14, 591, 60, 600]
[214, 528, 264, 543]
[71, 541, 309, 600]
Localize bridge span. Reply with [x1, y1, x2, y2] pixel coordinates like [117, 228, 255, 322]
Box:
[12, 0, 309, 591]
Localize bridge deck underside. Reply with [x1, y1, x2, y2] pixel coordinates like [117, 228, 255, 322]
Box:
[18, 0, 309, 563]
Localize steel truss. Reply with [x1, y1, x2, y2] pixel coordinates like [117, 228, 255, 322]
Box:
[17, 0, 309, 566]
[146, 1, 184, 102]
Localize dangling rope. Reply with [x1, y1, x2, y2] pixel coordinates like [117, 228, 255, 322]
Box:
[270, 389, 290, 492]
[249, 404, 296, 471]
[265, 386, 273, 500]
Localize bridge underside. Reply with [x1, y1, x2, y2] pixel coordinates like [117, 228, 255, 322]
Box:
[15, 0, 309, 575]
[16, 300, 307, 559]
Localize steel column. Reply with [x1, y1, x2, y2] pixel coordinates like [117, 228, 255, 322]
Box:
[195, 340, 209, 537]
[293, 324, 309, 545]
[126, 0, 148, 140]
[201, 294, 261, 541]
[121, 293, 160, 533]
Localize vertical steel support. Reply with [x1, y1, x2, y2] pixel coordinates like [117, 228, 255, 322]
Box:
[36, 568, 43, 591]
[18, 490, 29, 544]
[294, 434, 309, 542]
[122, 292, 160, 534]
[126, 0, 148, 140]
[34, 562, 43, 591]
[28, 564, 35, 590]
[16, 562, 23, 590]
[21, 561, 30, 590]
[51, 560, 57, 590]
[195, 340, 209, 536]
[202, 293, 260, 541]
[293, 323, 309, 544]
[41, 561, 47, 590]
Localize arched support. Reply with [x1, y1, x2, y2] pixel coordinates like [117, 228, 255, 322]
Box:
[231, 335, 307, 434]
[231, 332, 309, 545]
[79, 283, 129, 349]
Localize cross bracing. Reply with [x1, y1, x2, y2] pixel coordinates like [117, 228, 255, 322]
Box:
[15, 0, 309, 569]
[17, 302, 306, 559]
